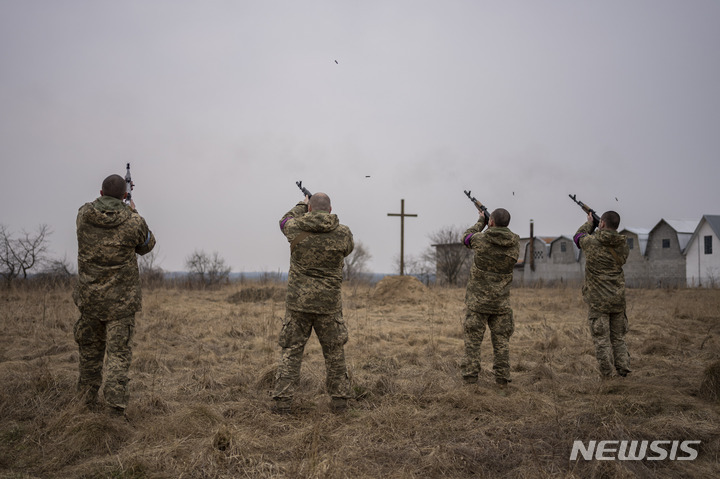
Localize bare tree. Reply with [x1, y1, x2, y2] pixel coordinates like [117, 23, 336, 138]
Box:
[43, 255, 75, 276]
[138, 248, 164, 286]
[428, 226, 472, 286]
[344, 241, 372, 282]
[185, 250, 231, 287]
[0, 224, 52, 285]
[404, 253, 435, 286]
[33, 255, 76, 287]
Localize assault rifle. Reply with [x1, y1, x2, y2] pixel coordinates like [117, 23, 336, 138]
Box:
[464, 190, 490, 223]
[568, 194, 600, 227]
[124, 163, 133, 205]
[296, 181, 312, 199]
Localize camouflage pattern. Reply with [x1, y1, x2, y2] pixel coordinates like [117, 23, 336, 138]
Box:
[461, 309, 514, 382]
[73, 195, 156, 320]
[272, 310, 351, 400]
[588, 309, 631, 377]
[574, 221, 629, 313]
[273, 202, 353, 401]
[73, 194, 154, 410]
[74, 314, 135, 409]
[462, 216, 520, 314]
[279, 203, 353, 313]
[460, 217, 519, 383]
[575, 220, 631, 376]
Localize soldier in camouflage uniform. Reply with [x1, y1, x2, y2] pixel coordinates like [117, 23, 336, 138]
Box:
[461, 208, 520, 386]
[73, 174, 156, 415]
[574, 210, 631, 378]
[272, 192, 354, 413]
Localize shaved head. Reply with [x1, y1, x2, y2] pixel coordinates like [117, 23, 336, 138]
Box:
[490, 208, 511, 227]
[101, 174, 126, 199]
[601, 211, 620, 230]
[308, 192, 331, 212]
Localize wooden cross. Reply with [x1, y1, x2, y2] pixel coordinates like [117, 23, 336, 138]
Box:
[387, 199, 418, 275]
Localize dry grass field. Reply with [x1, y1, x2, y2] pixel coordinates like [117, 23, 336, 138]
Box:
[1, 277, 719, 478]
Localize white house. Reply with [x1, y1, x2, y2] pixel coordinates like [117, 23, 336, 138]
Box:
[685, 215, 720, 287]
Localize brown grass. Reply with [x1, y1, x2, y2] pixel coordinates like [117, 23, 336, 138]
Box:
[1, 283, 719, 478]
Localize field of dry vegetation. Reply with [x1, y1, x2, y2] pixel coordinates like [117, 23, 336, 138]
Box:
[1, 277, 719, 478]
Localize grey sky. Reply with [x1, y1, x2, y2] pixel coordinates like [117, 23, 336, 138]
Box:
[1, 1, 719, 274]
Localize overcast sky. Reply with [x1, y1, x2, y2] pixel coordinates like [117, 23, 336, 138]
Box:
[1, 1, 719, 274]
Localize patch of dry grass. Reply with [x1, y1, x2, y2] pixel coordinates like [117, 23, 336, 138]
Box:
[1, 282, 719, 478]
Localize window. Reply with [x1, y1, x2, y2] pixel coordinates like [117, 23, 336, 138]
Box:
[533, 251, 544, 260]
[627, 238, 634, 249]
[560, 242, 567, 253]
[705, 235, 713, 255]
[662, 239, 670, 249]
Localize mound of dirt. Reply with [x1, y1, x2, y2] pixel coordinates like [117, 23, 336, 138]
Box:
[371, 275, 430, 305]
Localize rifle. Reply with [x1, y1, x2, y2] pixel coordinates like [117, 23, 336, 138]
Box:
[568, 194, 600, 226]
[464, 190, 490, 223]
[124, 163, 133, 205]
[296, 181, 312, 199]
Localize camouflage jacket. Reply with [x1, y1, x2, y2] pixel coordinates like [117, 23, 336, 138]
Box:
[280, 203, 353, 313]
[574, 221, 629, 313]
[73, 196, 156, 320]
[462, 217, 520, 314]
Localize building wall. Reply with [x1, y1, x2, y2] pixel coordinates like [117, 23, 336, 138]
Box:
[646, 222, 686, 287]
[685, 222, 720, 287]
[623, 231, 651, 287]
[549, 238, 576, 264]
[518, 238, 582, 285]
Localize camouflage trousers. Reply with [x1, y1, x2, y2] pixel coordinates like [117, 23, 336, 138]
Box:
[588, 309, 630, 377]
[73, 313, 135, 409]
[461, 309, 514, 382]
[273, 309, 351, 400]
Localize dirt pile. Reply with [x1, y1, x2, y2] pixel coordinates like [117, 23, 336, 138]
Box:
[371, 275, 430, 305]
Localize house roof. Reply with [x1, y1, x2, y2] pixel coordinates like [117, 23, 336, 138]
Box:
[664, 220, 698, 234]
[704, 215, 720, 239]
[685, 215, 720, 256]
[518, 236, 555, 245]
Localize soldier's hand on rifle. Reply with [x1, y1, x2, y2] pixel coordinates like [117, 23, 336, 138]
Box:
[587, 211, 595, 224]
[302, 195, 310, 205]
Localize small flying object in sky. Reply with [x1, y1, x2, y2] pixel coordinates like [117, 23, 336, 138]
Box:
[334, 60, 338, 64]
[615, 197, 618, 201]
[365, 175, 371, 178]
